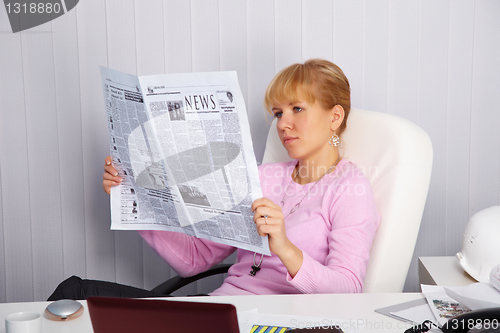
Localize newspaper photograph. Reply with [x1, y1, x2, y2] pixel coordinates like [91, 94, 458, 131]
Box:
[100, 67, 270, 255]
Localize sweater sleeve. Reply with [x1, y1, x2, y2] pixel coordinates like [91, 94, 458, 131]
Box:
[138, 230, 236, 277]
[286, 172, 380, 293]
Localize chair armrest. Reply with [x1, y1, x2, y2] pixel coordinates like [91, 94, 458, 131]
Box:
[150, 264, 232, 295]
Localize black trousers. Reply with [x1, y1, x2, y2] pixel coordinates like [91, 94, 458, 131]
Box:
[47, 276, 170, 301]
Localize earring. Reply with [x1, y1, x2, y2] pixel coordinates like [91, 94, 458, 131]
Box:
[329, 134, 340, 147]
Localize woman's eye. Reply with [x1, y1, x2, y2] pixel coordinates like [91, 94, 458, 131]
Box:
[274, 111, 283, 118]
[293, 107, 303, 112]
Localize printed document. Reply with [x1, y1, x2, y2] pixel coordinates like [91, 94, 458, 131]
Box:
[100, 67, 269, 255]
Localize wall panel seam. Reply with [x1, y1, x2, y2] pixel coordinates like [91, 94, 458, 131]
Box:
[361, 0, 365, 109]
[50, 14, 65, 279]
[444, 0, 451, 255]
[467, 0, 476, 218]
[332, 1, 334, 63]
[0, 159, 6, 300]
[162, 1, 166, 73]
[415, 0, 421, 125]
[385, 0, 390, 113]
[132, 0, 144, 287]
[296, 0, 303, 63]
[273, 0, 276, 73]
[103, 0, 116, 281]
[218, 0, 221, 71]
[74, 2, 88, 279]
[20, 31, 35, 301]
[133, 0, 138, 75]
[190, 0, 193, 72]
[245, 0, 248, 109]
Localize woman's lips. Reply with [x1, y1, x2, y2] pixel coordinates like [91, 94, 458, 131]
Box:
[283, 136, 297, 144]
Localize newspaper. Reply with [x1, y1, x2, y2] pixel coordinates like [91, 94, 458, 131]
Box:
[100, 67, 270, 255]
[420, 285, 471, 327]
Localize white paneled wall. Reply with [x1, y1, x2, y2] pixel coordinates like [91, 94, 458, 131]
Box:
[0, 0, 499, 302]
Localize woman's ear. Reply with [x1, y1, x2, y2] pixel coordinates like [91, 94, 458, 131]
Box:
[331, 105, 345, 132]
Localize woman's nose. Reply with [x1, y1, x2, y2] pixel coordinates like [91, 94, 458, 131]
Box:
[277, 112, 292, 130]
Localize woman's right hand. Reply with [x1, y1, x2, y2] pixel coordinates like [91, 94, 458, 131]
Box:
[103, 156, 122, 194]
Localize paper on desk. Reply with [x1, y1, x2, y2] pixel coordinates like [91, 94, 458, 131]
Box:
[390, 303, 434, 324]
[237, 308, 258, 333]
[389, 304, 441, 333]
[375, 298, 441, 333]
[444, 282, 500, 310]
[236, 309, 359, 333]
[421, 284, 471, 327]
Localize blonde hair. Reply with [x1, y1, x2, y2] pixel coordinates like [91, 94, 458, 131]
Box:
[264, 59, 351, 135]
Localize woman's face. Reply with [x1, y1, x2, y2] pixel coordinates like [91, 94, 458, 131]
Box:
[272, 99, 340, 163]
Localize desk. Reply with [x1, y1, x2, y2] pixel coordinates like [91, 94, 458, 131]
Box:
[0, 293, 424, 333]
[418, 256, 476, 287]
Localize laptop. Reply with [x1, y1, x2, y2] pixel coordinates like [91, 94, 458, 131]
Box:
[87, 296, 240, 333]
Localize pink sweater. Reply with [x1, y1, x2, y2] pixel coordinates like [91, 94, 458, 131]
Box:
[139, 159, 380, 295]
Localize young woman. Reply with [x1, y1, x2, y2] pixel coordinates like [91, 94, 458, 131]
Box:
[103, 58, 379, 296]
[51, 59, 379, 300]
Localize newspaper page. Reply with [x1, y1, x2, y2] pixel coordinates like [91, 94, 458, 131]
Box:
[100, 67, 270, 255]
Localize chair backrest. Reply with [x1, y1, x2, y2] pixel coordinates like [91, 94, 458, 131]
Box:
[262, 108, 433, 293]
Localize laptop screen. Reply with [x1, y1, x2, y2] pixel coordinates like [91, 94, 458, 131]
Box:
[87, 296, 240, 333]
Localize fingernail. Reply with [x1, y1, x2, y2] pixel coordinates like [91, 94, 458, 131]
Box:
[114, 172, 118, 176]
[119, 178, 123, 182]
[106, 161, 111, 165]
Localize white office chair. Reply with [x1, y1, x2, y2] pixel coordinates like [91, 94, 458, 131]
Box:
[262, 108, 433, 293]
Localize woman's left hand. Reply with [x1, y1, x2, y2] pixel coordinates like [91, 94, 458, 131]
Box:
[251, 198, 303, 276]
[251, 197, 289, 255]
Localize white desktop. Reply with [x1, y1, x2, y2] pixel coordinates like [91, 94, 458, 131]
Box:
[0, 293, 425, 333]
